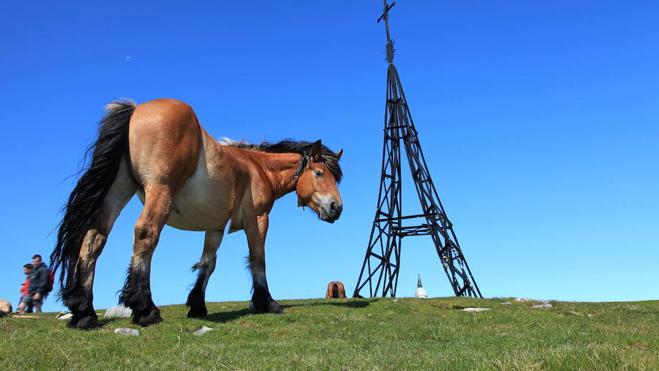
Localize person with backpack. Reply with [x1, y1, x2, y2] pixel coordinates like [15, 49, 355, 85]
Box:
[20, 254, 51, 314]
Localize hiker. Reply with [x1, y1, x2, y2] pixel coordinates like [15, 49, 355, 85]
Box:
[19, 255, 49, 314]
[18, 264, 33, 314]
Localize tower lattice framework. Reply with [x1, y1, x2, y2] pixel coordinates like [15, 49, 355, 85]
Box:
[353, 1, 482, 298]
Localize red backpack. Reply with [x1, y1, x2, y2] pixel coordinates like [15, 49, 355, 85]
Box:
[45, 270, 55, 294]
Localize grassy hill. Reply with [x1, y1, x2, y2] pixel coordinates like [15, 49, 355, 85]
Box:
[1, 297, 657, 369]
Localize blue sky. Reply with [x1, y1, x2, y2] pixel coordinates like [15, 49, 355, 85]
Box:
[1, 1, 657, 312]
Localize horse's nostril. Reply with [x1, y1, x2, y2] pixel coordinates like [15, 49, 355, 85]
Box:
[330, 201, 336, 211]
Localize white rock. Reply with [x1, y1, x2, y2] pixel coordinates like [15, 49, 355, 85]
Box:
[500, 302, 512, 305]
[532, 303, 553, 309]
[114, 328, 139, 336]
[0, 299, 12, 317]
[193, 326, 213, 336]
[514, 297, 533, 302]
[104, 304, 133, 319]
[56, 312, 73, 320]
[463, 307, 491, 312]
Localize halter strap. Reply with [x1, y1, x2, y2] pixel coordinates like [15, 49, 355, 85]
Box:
[294, 152, 309, 181]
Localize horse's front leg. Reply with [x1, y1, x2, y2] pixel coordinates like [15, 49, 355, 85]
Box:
[245, 213, 282, 314]
[186, 229, 224, 318]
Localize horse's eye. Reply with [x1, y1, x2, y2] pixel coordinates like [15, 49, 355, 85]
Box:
[314, 170, 323, 177]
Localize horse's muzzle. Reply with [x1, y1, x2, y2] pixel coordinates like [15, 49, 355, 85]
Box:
[320, 200, 343, 223]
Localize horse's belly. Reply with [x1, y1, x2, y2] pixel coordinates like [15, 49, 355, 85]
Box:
[137, 172, 232, 232]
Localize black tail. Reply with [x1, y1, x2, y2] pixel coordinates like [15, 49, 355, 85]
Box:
[332, 284, 339, 299]
[50, 101, 136, 299]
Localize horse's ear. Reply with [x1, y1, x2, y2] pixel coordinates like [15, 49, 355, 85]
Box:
[310, 140, 323, 162]
[336, 149, 343, 161]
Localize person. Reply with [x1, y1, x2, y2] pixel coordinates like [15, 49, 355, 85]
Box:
[20, 255, 49, 314]
[18, 264, 34, 314]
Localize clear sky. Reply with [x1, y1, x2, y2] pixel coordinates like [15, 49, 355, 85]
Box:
[1, 1, 657, 313]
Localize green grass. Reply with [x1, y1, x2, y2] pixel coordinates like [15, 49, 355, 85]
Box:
[1, 298, 657, 370]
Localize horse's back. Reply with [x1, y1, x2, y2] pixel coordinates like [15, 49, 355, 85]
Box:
[128, 98, 203, 190]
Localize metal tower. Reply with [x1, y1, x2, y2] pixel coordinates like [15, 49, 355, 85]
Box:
[353, 1, 482, 298]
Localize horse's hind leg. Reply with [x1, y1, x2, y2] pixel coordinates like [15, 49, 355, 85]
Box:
[66, 158, 136, 329]
[119, 184, 173, 327]
[187, 230, 224, 317]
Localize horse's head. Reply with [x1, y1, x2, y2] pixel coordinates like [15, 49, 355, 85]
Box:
[296, 140, 344, 223]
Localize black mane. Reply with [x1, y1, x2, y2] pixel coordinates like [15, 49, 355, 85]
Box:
[225, 139, 342, 182]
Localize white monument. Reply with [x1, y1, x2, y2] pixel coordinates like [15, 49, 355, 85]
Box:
[415, 274, 428, 298]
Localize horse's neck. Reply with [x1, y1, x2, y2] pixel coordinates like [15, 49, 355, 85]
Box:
[254, 152, 302, 198]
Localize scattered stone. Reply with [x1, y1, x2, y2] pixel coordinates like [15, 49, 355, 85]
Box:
[463, 307, 491, 312]
[514, 298, 533, 302]
[114, 328, 139, 336]
[500, 302, 512, 305]
[56, 312, 73, 320]
[0, 299, 12, 317]
[532, 303, 553, 309]
[104, 304, 132, 319]
[193, 326, 213, 336]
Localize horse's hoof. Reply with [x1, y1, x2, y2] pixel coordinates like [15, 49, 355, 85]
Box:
[187, 306, 208, 318]
[66, 316, 80, 329]
[134, 308, 162, 327]
[251, 300, 283, 314]
[268, 300, 283, 314]
[251, 302, 266, 314]
[75, 315, 99, 330]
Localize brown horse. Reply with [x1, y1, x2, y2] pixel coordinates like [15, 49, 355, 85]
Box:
[50, 98, 344, 329]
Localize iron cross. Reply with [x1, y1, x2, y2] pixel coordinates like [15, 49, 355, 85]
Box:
[378, 1, 396, 64]
[377, 1, 396, 23]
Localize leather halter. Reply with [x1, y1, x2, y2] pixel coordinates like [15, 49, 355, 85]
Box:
[294, 153, 310, 208]
[293, 152, 310, 183]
